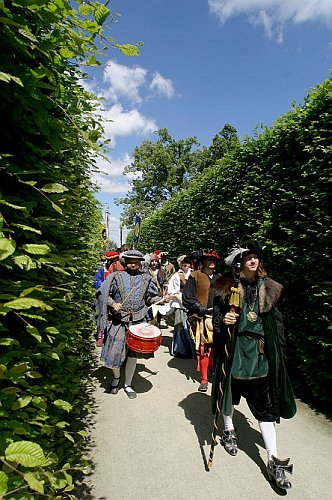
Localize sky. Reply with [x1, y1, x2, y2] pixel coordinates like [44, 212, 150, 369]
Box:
[85, 0, 332, 246]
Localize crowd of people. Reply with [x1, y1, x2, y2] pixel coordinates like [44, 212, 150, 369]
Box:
[92, 240, 296, 490]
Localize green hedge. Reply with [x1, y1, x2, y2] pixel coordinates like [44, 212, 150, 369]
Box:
[0, 1, 137, 497]
[139, 77, 332, 408]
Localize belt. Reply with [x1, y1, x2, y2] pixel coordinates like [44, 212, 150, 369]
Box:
[238, 331, 264, 341]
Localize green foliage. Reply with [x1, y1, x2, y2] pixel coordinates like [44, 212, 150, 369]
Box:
[138, 78, 332, 408]
[0, 0, 137, 497]
[117, 125, 239, 227]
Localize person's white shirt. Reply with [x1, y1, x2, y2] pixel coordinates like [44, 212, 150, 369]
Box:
[167, 268, 192, 309]
[151, 268, 192, 318]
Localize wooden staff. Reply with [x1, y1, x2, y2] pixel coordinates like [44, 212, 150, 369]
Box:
[208, 262, 241, 469]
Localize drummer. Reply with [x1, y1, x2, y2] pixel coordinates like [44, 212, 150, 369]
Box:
[100, 249, 165, 399]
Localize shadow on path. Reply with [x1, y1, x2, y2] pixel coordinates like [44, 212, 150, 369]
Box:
[134, 363, 158, 394]
[91, 363, 158, 395]
[178, 393, 287, 494]
[178, 392, 214, 471]
[161, 333, 172, 351]
[168, 355, 201, 385]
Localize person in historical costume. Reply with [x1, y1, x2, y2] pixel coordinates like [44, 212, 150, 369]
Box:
[93, 254, 106, 290]
[182, 249, 221, 392]
[93, 251, 121, 346]
[99, 249, 162, 399]
[165, 255, 195, 358]
[148, 254, 167, 326]
[160, 251, 176, 283]
[212, 240, 296, 490]
[104, 250, 127, 277]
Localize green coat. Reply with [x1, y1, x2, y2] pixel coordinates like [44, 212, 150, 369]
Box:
[212, 274, 296, 423]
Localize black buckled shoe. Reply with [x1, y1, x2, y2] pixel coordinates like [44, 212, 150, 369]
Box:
[110, 377, 120, 395]
[221, 430, 238, 456]
[267, 456, 293, 490]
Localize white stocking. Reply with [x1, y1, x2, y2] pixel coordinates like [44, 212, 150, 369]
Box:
[125, 357, 137, 388]
[111, 367, 120, 380]
[223, 407, 235, 431]
[259, 421, 277, 460]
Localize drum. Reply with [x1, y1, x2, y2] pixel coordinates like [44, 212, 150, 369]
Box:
[126, 323, 162, 354]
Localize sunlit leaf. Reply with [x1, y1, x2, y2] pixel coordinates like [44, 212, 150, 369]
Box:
[53, 400, 72, 412]
[0, 364, 8, 379]
[5, 441, 48, 467]
[12, 396, 33, 410]
[0, 471, 9, 496]
[41, 183, 68, 193]
[94, 3, 110, 25]
[0, 71, 23, 86]
[0, 238, 16, 260]
[115, 43, 140, 56]
[26, 325, 42, 342]
[4, 298, 52, 311]
[12, 223, 42, 234]
[21, 244, 51, 255]
[24, 472, 45, 494]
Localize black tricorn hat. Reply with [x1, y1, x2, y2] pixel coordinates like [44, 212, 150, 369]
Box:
[224, 240, 263, 267]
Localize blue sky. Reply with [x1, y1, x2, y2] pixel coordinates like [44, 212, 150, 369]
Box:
[86, 0, 332, 245]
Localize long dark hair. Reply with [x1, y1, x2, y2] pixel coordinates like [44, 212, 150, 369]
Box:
[239, 261, 267, 279]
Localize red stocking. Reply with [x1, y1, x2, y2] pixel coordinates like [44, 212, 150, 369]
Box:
[198, 353, 210, 384]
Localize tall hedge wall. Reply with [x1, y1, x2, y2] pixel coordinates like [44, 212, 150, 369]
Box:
[0, 1, 118, 497]
[138, 77, 332, 408]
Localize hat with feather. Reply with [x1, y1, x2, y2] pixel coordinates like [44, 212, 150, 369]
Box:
[224, 240, 263, 267]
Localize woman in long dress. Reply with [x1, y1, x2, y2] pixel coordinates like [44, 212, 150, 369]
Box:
[167, 255, 195, 358]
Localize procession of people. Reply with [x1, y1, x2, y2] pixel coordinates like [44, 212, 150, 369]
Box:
[93, 240, 296, 490]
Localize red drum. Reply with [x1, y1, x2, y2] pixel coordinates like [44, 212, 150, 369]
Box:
[126, 323, 162, 354]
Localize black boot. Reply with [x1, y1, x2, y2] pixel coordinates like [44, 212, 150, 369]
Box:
[221, 430, 238, 456]
[267, 456, 293, 490]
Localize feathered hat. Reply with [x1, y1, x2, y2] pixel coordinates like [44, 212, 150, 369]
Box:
[187, 249, 220, 262]
[202, 249, 220, 260]
[224, 240, 263, 267]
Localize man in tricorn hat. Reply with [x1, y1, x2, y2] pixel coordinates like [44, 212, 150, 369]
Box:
[212, 240, 296, 490]
[99, 249, 164, 399]
[182, 249, 221, 392]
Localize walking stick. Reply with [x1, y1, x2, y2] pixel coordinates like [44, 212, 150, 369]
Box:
[208, 262, 241, 469]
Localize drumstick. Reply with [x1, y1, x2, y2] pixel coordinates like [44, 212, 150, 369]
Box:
[147, 295, 176, 310]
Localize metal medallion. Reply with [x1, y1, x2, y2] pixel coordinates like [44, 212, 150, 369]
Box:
[247, 311, 258, 322]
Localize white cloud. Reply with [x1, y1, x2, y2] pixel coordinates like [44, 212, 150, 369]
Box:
[95, 175, 131, 195]
[82, 61, 174, 206]
[101, 103, 157, 145]
[94, 60, 175, 105]
[208, 0, 332, 42]
[95, 153, 133, 178]
[102, 61, 147, 104]
[92, 153, 135, 195]
[150, 72, 175, 98]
